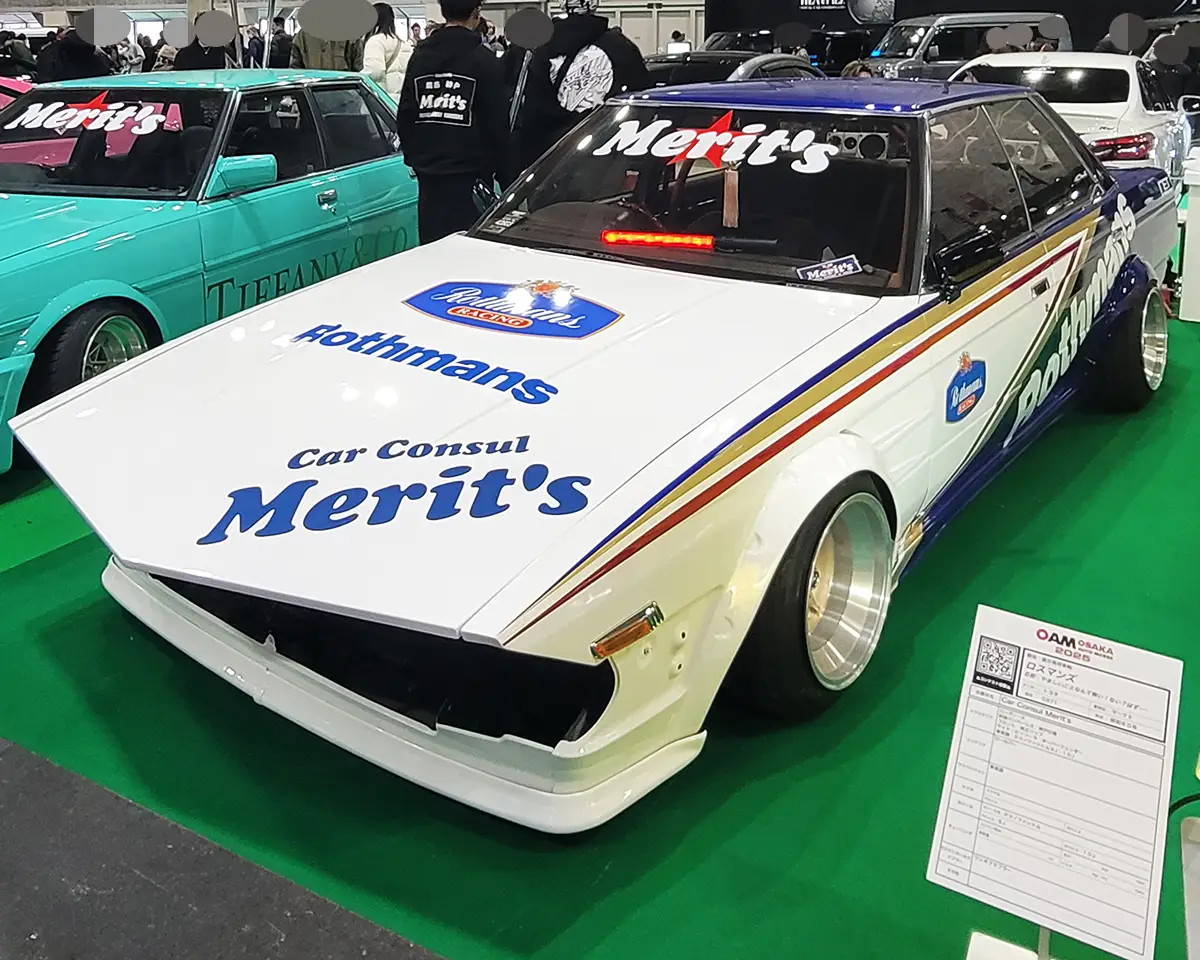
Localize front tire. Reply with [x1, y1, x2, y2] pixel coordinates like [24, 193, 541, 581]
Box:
[1098, 282, 1168, 412]
[731, 476, 894, 722]
[27, 301, 152, 405]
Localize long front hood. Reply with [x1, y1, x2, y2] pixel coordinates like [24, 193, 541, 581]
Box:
[12, 235, 877, 640]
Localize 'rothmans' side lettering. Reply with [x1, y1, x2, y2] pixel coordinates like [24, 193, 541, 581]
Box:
[1005, 194, 1137, 446]
[293, 323, 558, 405]
[196, 463, 591, 544]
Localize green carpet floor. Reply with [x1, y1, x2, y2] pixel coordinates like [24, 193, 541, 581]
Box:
[2, 325, 1200, 960]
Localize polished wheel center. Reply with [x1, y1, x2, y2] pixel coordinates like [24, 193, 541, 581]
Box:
[82, 316, 147, 381]
[1140, 289, 1169, 391]
[804, 493, 892, 691]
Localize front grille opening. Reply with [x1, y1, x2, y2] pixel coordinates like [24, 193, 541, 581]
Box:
[155, 577, 615, 747]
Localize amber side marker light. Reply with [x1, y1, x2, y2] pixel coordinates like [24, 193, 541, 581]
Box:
[590, 603, 665, 660]
[601, 230, 715, 249]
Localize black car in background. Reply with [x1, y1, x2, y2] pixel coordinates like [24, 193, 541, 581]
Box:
[699, 28, 877, 75]
[646, 49, 822, 86]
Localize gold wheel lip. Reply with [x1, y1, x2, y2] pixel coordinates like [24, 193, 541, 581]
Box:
[804, 492, 893, 692]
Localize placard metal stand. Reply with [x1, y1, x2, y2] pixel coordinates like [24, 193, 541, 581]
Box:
[965, 927, 1058, 960]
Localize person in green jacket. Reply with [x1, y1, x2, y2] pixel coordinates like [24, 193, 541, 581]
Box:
[289, 29, 364, 70]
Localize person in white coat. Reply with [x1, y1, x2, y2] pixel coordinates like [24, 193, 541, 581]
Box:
[362, 3, 412, 100]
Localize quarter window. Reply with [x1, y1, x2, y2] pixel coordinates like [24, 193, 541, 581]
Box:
[223, 89, 324, 183]
[1136, 62, 1173, 111]
[984, 98, 1093, 231]
[927, 105, 1030, 255]
[312, 85, 397, 168]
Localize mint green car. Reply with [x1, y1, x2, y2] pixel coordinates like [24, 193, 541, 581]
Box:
[0, 70, 418, 474]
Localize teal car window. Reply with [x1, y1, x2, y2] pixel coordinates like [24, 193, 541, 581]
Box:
[0, 88, 227, 198]
[223, 90, 324, 183]
[311, 86, 395, 168]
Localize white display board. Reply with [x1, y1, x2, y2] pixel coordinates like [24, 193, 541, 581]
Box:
[928, 606, 1183, 960]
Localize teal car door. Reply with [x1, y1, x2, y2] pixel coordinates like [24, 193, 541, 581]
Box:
[308, 81, 418, 266]
[198, 87, 351, 323]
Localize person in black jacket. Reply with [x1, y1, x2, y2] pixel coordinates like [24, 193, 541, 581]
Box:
[35, 28, 112, 82]
[396, 0, 510, 244]
[511, 0, 649, 171]
[267, 17, 292, 68]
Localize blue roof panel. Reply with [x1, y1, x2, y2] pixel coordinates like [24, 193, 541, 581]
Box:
[622, 78, 1021, 113]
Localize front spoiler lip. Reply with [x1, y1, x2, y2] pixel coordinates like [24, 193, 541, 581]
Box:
[102, 557, 705, 834]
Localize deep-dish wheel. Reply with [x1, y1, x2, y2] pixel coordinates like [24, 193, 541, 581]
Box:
[731, 474, 894, 721]
[1098, 281, 1169, 412]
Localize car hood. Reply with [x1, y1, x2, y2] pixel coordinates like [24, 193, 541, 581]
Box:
[0, 193, 168, 265]
[11, 234, 880, 641]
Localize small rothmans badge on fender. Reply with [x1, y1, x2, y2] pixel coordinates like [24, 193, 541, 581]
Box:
[946, 353, 986, 422]
[404, 280, 623, 339]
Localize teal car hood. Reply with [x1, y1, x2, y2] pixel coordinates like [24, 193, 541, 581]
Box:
[0, 193, 175, 265]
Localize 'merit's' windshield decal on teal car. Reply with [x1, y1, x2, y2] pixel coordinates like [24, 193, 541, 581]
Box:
[404, 281, 623, 339]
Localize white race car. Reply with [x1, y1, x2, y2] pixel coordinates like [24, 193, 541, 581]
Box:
[952, 52, 1191, 188]
[10, 80, 1178, 833]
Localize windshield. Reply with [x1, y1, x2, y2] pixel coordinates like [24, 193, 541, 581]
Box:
[0, 88, 228, 198]
[472, 104, 919, 294]
[702, 31, 776, 53]
[873, 24, 927, 58]
[969, 66, 1131, 103]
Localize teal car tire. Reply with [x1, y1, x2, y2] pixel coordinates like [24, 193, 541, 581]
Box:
[26, 301, 155, 406]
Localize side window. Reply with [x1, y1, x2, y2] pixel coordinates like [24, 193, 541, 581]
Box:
[926, 27, 978, 63]
[311, 85, 396, 168]
[223, 90, 324, 183]
[984, 98, 1093, 231]
[764, 63, 809, 78]
[927, 105, 1031, 256]
[1137, 62, 1172, 111]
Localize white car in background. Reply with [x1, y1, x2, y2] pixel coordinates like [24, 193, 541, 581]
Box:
[952, 52, 1190, 188]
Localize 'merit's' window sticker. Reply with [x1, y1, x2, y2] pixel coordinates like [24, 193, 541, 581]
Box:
[592, 113, 840, 174]
[3, 93, 171, 136]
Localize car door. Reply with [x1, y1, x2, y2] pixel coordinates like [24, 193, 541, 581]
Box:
[983, 96, 1109, 449]
[921, 103, 1051, 506]
[198, 86, 351, 323]
[309, 81, 419, 266]
[1135, 60, 1187, 187]
[921, 25, 979, 80]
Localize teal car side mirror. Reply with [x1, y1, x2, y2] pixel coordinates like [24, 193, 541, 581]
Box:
[207, 155, 278, 199]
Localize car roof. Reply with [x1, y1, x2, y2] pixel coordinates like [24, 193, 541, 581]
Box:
[37, 69, 356, 92]
[624, 78, 1023, 113]
[646, 50, 756, 63]
[966, 51, 1137, 72]
[895, 11, 1055, 27]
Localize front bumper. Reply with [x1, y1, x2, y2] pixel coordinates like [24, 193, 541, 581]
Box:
[0, 351, 35, 474]
[103, 557, 705, 833]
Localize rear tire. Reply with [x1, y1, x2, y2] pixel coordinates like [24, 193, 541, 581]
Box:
[1097, 283, 1168, 413]
[730, 475, 894, 722]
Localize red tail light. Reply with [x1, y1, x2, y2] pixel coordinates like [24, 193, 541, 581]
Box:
[601, 230, 715, 249]
[1090, 132, 1155, 162]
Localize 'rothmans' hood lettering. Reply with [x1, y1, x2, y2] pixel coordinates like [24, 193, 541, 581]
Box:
[294, 323, 558, 405]
[592, 112, 839, 173]
[405, 281, 623, 338]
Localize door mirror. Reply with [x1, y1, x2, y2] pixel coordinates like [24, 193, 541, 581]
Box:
[207, 154, 278, 198]
[930, 230, 1004, 301]
[1181, 95, 1200, 115]
[926, 44, 939, 60]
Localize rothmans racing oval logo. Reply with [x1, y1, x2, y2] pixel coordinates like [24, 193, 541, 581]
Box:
[946, 353, 986, 422]
[404, 281, 623, 339]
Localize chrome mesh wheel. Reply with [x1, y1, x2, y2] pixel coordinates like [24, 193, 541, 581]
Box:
[82, 315, 147, 381]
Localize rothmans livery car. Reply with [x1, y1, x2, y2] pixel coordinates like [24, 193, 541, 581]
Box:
[11, 81, 1177, 833]
[0, 71, 418, 475]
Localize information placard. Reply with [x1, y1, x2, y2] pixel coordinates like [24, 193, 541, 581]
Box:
[928, 606, 1183, 960]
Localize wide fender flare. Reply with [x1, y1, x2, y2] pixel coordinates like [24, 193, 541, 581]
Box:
[684, 432, 898, 724]
[14, 280, 165, 357]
